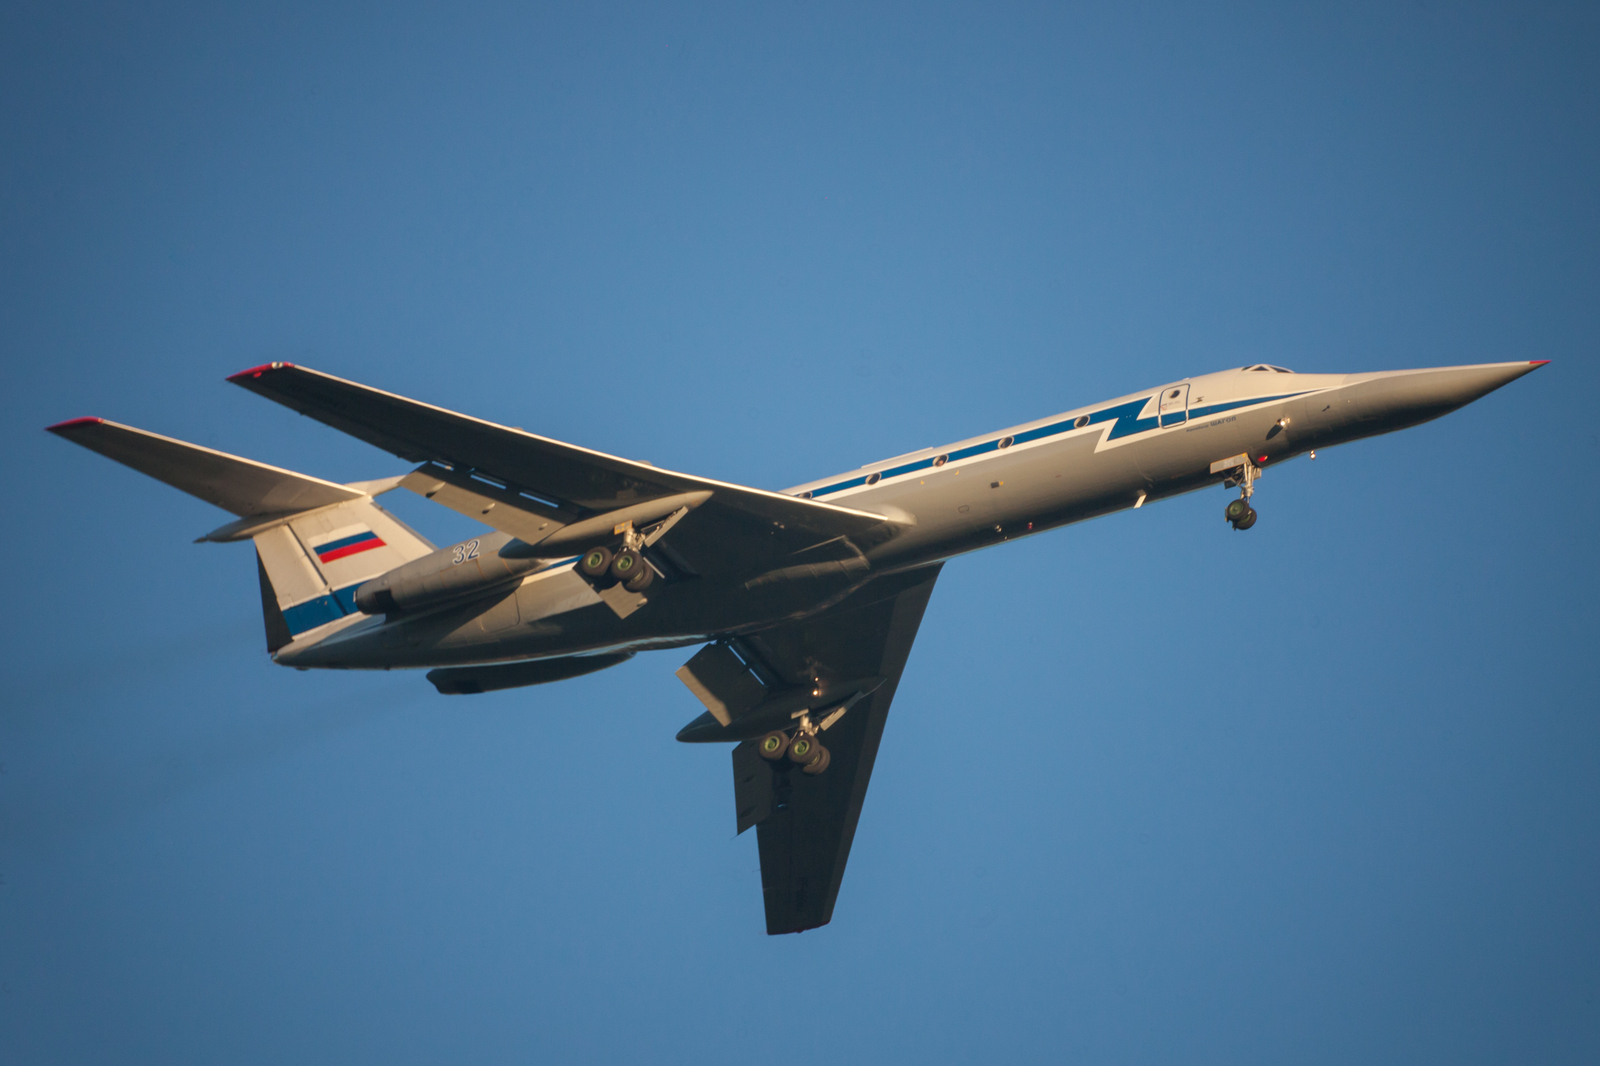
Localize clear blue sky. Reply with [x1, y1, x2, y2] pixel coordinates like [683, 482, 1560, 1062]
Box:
[3, 3, 1597, 1063]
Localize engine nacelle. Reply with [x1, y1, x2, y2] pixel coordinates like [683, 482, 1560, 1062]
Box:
[354, 531, 546, 614]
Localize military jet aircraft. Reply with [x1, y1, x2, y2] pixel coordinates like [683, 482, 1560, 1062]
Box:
[49, 358, 1545, 933]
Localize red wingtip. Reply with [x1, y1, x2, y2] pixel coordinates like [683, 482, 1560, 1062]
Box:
[46, 416, 105, 432]
[1529, 360, 1551, 366]
[227, 361, 295, 382]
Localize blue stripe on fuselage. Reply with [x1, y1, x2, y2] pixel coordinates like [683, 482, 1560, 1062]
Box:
[805, 390, 1310, 499]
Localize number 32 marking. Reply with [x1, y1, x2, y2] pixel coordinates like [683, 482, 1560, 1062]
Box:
[451, 539, 480, 565]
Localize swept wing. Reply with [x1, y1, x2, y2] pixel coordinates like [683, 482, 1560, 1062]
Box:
[227, 363, 905, 575]
[724, 565, 942, 933]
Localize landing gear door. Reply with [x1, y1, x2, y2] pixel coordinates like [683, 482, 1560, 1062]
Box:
[1158, 384, 1190, 427]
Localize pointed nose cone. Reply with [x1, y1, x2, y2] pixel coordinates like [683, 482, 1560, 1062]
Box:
[1343, 360, 1547, 430]
[1427, 359, 1548, 403]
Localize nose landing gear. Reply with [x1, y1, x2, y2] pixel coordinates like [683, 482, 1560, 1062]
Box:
[1222, 458, 1262, 531]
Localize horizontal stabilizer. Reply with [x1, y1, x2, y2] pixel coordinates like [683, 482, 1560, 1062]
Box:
[47, 417, 363, 517]
[426, 652, 635, 694]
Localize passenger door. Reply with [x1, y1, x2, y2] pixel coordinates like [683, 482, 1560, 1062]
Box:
[1158, 384, 1190, 427]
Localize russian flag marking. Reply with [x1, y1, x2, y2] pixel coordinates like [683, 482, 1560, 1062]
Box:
[312, 528, 386, 563]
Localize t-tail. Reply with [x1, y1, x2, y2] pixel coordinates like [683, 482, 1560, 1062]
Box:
[46, 417, 434, 653]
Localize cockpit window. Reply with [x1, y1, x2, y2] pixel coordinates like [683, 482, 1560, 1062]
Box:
[1243, 364, 1295, 373]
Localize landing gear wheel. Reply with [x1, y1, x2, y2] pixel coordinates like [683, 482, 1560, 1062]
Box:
[757, 731, 790, 761]
[624, 560, 656, 592]
[610, 549, 644, 583]
[801, 744, 831, 775]
[1224, 498, 1251, 524]
[1234, 506, 1257, 530]
[787, 733, 820, 765]
[579, 546, 613, 579]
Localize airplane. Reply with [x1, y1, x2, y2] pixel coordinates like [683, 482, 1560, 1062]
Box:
[48, 357, 1545, 934]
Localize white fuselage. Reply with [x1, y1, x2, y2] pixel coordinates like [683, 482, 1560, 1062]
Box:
[276, 360, 1539, 670]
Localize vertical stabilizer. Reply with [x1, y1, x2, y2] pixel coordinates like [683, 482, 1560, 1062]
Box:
[47, 415, 435, 653]
[252, 498, 434, 642]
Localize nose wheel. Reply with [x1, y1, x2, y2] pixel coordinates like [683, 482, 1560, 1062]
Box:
[1222, 459, 1263, 530]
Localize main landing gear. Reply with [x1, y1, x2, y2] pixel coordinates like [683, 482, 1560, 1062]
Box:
[756, 711, 834, 776]
[1223, 459, 1262, 531]
[577, 533, 656, 592]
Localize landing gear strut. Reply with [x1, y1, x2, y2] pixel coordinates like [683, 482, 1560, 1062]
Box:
[1223, 460, 1262, 531]
[755, 702, 838, 775]
[576, 523, 657, 591]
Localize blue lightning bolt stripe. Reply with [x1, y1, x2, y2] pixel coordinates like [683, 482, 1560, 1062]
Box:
[803, 391, 1312, 500]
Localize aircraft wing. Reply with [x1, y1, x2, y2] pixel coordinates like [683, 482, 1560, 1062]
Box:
[730, 564, 942, 934]
[228, 363, 904, 575]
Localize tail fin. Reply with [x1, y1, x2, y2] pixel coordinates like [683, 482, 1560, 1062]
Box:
[48, 416, 435, 651]
[251, 497, 433, 643]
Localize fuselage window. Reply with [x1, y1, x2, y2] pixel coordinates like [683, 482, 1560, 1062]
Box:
[998, 436, 1014, 449]
[866, 472, 881, 485]
[932, 454, 948, 467]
